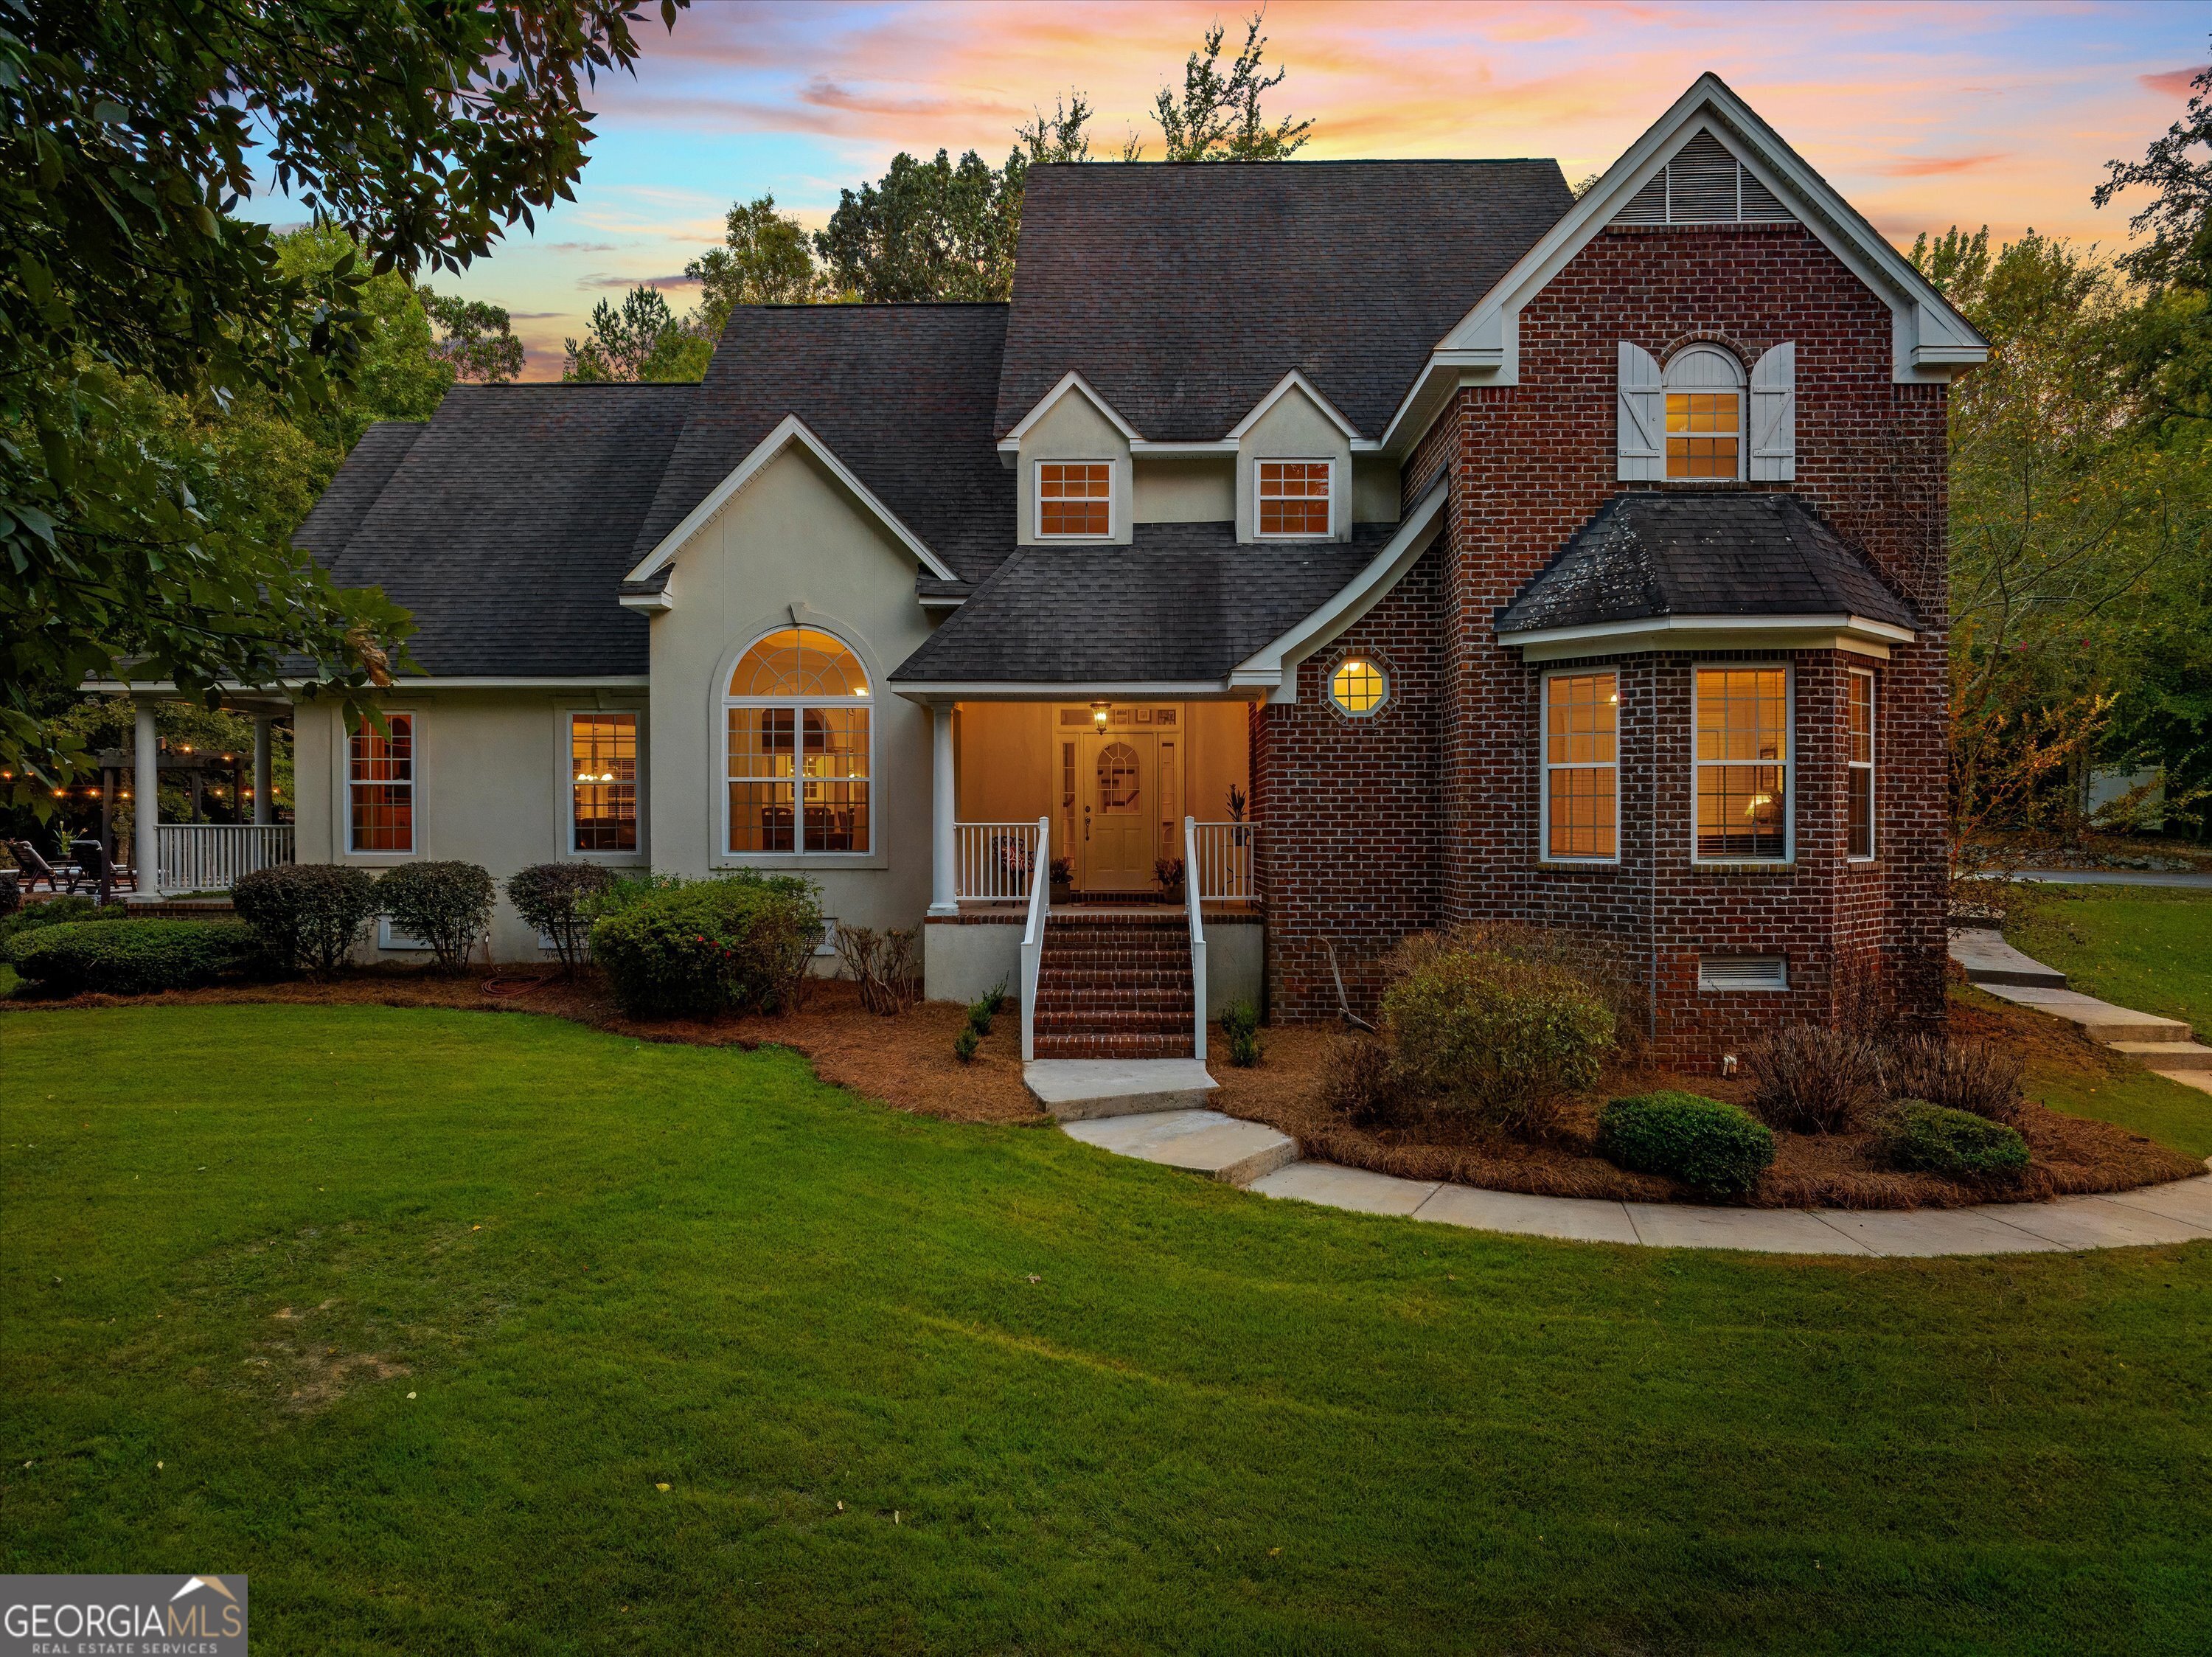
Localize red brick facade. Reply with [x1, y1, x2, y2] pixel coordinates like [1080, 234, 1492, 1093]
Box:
[1252, 222, 1951, 1067]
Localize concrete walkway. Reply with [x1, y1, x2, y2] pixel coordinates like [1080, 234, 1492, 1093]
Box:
[1950, 925, 2212, 1085]
[2008, 868, 2212, 889]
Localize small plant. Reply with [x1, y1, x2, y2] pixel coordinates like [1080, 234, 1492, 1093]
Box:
[966, 997, 994, 1038]
[1321, 1035, 1401, 1127]
[1874, 1100, 2030, 1181]
[231, 864, 379, 973]
[953, 1026, 980, 1063]
[1382, 948, 1613, 1136]
[1220, 1001, 1261, 1067]
[506, 862, 619, 972]
[7, 920, 260, 996]
[981, 979, 1009, 1017]
[1048, 856, 1074, 892]
[1885, 1035, 2025, 1124]
[1744, 1024, 1887, 1133]
[378, 861, 496, 972]
[1597, 1091, 1775, 1198]
[1155, 857, 1186, 894]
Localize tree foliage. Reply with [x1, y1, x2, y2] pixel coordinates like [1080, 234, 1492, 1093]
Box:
[420, 290, 526, 384]
[561, 285, 709, 382]
[686, 193, 822, 334]
[0, 0, 683, 801]
[1138, 13, 1312, 161]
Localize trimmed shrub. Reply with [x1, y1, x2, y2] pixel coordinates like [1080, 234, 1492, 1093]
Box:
[1885, 1035, 2025, 1125]
[1875, 1100, 2030, 1181]
[232, 865, 378, 973]
[0, 894, 132, 949]
[1745, 1024, 1887, 1133]
[1321, 1035, 1402, 1128]
[589, 873, 824, 1020]
[8, 920, 260, 996]
[1382, 948, 1613, 1133]
[953, 1027, 980, 1063]
[506, 862, 617, 970]
[1597, 1091, 1775, 1198]
[378, 861, 495, 972]
[1221, 1001, 1261, 1068]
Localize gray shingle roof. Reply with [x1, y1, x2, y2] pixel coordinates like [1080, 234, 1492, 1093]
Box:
[312, 385, 695, 677]
[995, 161, 1575, 442]
[633, 303, 1012, 584]
[890, 522, 1400, 686]
[1496, 493, 1920, 636]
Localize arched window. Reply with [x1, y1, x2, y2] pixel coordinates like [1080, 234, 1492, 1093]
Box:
[1096, 741, 1141, 813]
[725, 628, 871, 855]
[1663, 346, 1745, 479]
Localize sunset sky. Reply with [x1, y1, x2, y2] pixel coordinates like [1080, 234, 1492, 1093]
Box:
[256, 1, 2211, 378]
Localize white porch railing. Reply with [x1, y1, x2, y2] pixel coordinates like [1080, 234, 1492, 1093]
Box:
[955, 820, 1042, 902]
[1018, 816, 1050, 1063]
[156, 824, 293, 894]
[1189, 821, 1259, 903]
[1184, 816, 1207, 1062]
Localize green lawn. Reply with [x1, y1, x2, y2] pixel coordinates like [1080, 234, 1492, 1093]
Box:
[5, 1006, 2212, 1654]
[2009, 886, 2212, 1038]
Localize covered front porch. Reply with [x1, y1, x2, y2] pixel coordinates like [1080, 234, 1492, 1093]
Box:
[113, 691, 296, 898]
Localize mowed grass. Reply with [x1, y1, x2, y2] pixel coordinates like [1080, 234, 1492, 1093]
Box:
[2010, 886, 2212, 1039]
[4, 1007, 2212, 1655]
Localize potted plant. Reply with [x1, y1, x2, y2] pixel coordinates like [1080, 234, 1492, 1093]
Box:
[1155, 857, 1186, 903]
[1050, 855, 1074, 903]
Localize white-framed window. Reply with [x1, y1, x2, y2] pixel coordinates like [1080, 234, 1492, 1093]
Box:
[1036, 460, 1112, 538]
[1847, 668, 1875, 861]
[1694, 666, 1791, 863]
[1543, 670, 1619, 861]
[723, 627, 872, 856]
[347, 712, 415, 854]
[1256, 459, 1332, 538]
[1663, 346, 1745, 480]
[568, 711, 640, 855]
[1328, 656, 1387, 717]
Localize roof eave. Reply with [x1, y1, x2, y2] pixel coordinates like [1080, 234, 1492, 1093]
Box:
[1498, 611, 1915, 663]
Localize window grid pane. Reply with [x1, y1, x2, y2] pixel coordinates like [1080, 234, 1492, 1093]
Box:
[727, 706, 795, 853]
[728, 628, 866, 698]
[1696, 669, 1789, 860]
[1666, 391, 1740, 479]
[1259, 461, 1330, 536]
[1848, 673, 1875, 858]
[801, 707, 869, 852]
[349, 715, 414, 852]
[1039, 462, 1110, 536]
[571, 713, 639, 853]
[1545, 673, 1618, 858]
[1329, 659, 1385, 715]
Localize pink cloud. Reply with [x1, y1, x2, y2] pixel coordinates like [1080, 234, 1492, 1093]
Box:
[1879, 153, 2008, 178]
[2139, 66, 2207, 99]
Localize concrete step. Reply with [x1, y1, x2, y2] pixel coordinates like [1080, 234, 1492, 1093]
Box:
[2110, 1040, 2212, 1071]
[1060, 1107, 1297, 1184]
[1948, 926, 2068, 989]
[1025, 1059, 1219, 1120]
[1980, 983, 2197, 1044]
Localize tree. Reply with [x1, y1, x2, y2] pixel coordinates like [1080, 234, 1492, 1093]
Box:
[1136, 13, 1312, 162]
[2095, 50, 2212, 291]
[0, 0, 685, 802]
[421, 291, 527, 384]
[686, 194, 821, 336]
[561, 286, 710, 382]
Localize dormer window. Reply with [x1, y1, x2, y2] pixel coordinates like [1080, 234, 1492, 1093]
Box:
[1037, 462, 1111, 537]
[1257, 460, 1331, 537]
[1663, 347, 1744, 479]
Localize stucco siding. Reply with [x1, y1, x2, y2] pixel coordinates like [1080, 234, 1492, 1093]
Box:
[1133, 457, 1236, 523]
[1015, 390, 1132, 546]
[1236, 387, 1353, 543]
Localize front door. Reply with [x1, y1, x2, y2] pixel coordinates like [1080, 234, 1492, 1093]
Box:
[1081, 732, 1155, 891]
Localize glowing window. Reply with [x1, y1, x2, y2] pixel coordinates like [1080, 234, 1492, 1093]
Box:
[1037, 462, 1111, 537]
[1695, 667, 1790, 861]
[1258, 460, 1331, 537]
[570, 712, 639, 854]
[1663, 346, 1744, 479]
[725, 629, 871, 855]
[1329, 658, 1386, 716]
[1096, 741, 1141, 814]
[348, 714, 414, 852]
[1847, 669, 1875, 861]
[1545, 673, 1618, 860]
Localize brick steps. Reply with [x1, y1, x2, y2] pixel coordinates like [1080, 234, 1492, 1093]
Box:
[1031, 911, 1197, 1061]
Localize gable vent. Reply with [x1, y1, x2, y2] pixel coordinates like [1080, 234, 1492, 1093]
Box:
[1613, 130, 1797, 227]
[1697, 954, 1790, 993]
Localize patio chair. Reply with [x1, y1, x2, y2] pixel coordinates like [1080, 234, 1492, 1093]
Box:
[8, 840, 73, 894]
[71, 838, 135, 894]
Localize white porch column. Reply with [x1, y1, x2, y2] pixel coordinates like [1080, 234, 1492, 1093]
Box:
[133, 701, 159, 896]
[252, 716, 274, 826]
[928, 702, 958, 915]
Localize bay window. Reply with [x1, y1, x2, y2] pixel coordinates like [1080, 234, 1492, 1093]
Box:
[1544, 671, 1618, 860]
[1694, 667, 1790, 861]
[1847, 669, 1875, 860]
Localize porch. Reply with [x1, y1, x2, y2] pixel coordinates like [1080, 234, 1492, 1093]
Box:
[113, 695, 296, 897]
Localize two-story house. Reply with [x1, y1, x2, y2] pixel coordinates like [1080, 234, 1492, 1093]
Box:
[156, 74, 1981, 1070]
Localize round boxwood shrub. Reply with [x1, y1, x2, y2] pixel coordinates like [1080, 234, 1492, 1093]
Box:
[232, 864, 379, 973]
[1875, 1100, 2030, 1181]
[378, 861, 496, 971]
[7, 919, 260, 996]
[589, 873, 824, 1021]
[505, 862, 617, 970]
[1382, 948, 1613, 1133]
[1597, 1091, 1775, 1198]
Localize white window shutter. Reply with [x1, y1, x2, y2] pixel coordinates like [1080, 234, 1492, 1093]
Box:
[1616, 342, 1662, 481]
[1750, 341, 1796, 481]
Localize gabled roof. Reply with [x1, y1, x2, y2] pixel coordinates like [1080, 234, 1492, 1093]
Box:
[995, 160, 1575, 444]
[633, 303, 1013, 585]
[1496, 493, 1919, 641]
[304, 386, 694, 678]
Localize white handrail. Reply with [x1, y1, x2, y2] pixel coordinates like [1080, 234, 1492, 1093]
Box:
[1190, 821, 1258, 902]
[155, 824, 294, 894]
[1184, 814, 1207, 1063]
[1019, 814, 1050, 1062]
[954, 820, 1041, 902]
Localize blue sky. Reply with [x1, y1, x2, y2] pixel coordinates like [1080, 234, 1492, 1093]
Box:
[243, 1, 2211, 378]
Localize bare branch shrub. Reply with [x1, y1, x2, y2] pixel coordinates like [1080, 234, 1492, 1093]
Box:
[1744, 1025, 1888, 1133]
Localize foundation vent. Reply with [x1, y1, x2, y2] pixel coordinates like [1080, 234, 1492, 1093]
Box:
[1697, 954, 1790, 993]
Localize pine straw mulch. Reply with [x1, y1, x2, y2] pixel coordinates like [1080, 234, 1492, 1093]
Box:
[10, 967, 2202, 1209]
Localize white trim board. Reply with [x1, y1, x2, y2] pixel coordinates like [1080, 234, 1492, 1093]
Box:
[1500, 611, 1910, 663]
[995, 370, 1144, 451]
[1225, 370, 1363, 442]
[626, 413, 958, 591]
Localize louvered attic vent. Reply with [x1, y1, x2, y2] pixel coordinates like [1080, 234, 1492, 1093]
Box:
[1697, 955, 1790, 993]
[1616, 131, 1795, 226]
